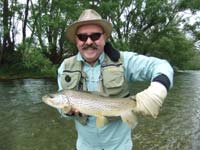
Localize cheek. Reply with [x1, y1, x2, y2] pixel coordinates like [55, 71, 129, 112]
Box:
[98, 35, 106, 48]
[97, 41, 105, 51]
[76, 41, 83, 50]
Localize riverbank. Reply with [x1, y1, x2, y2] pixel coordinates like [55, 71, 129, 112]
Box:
[1, 57, 199, 80]
[1, 68, 199, 80]
[0, 71, 56, 80]
[0, 75, 55, 81]
[0, 72, 56, 81]
[0, 64, 57, 80]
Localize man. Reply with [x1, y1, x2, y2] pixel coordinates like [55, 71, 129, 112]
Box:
[57, 9, 174, 150]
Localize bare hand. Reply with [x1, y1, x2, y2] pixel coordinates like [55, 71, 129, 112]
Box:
[64, 107, 80, 116]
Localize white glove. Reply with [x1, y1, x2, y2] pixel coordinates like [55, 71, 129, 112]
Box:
[134, 82, 167, 118]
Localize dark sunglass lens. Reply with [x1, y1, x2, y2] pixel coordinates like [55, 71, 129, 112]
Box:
[77, 33, 103, 42]
[77, 34, 88, 41]
[90, 33, 102, 41]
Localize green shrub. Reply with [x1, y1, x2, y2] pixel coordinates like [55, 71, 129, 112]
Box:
[21, 48, 57, 77]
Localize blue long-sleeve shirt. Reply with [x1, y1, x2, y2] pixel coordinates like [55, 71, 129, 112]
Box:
[57, 51, 174, 150]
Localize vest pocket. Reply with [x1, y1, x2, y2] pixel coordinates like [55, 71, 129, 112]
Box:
[102, 66, 124, 95]
[60, 71, 81, 90]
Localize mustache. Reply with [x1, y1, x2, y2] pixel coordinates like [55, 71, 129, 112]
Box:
[82, 44, 98, 50]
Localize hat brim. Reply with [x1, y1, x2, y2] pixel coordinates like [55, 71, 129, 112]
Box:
[66, 19, 112, 43]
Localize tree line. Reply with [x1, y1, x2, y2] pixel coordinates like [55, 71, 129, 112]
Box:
[0, 0, 200, 75]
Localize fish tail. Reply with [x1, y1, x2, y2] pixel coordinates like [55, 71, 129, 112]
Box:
[121, 111, 138, 129]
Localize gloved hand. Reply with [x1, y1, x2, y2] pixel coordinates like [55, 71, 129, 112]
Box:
[132, 82, 167, 118]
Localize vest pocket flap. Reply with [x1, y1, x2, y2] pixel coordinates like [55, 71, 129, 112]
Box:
[102, 67, 124, 88]
[61, 71, 81, 89]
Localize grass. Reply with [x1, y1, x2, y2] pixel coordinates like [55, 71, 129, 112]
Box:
[184, 51, 200, 70]
[0, 64, 57, 80]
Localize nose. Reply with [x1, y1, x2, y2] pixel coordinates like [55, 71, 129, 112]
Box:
[85, 36, 93, 45]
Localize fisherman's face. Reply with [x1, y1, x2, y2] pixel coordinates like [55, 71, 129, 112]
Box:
[76, 24, 107, 65]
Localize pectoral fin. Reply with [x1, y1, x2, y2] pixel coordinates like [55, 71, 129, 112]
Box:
[121, 111, 138, 129]
[96, 116, 108, 128]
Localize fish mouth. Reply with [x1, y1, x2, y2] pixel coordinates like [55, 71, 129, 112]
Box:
[42, 93, 70, 105]
[42, 95, 48, 102]
[48, 94, 55, 98]
[42, 94, 55, 101]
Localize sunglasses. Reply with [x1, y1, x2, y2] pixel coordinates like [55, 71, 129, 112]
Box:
[76, 32, 104, 42]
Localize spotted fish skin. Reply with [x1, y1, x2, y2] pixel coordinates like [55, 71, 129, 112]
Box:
[42, 90, 137, 128]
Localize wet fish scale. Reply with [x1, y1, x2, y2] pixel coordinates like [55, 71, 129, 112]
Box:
[42, 89, 137, 128]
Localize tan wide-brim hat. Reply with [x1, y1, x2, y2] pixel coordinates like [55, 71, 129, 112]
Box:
[66, 9, 113, 43]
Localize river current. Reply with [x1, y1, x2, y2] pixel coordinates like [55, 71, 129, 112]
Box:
[0, 71, 199, 150]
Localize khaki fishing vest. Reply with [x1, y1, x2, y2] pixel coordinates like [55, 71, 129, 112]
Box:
[60, 53, 129, 98]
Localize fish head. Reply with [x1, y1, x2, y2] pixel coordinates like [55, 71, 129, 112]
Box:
[42, 92, 71, 113]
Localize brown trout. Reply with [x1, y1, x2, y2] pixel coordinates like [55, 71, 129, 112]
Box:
[42, 90, 137, 128]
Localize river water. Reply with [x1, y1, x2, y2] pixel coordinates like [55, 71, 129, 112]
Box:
[0, 71, 199, 150]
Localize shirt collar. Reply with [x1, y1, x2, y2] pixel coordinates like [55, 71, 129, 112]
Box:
[76, 51, 105, 65]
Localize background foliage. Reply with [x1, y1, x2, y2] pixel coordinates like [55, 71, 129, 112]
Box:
[0, 0, 200, 78]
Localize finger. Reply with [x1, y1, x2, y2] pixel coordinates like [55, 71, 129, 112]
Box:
[74, 109, 80, 115]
